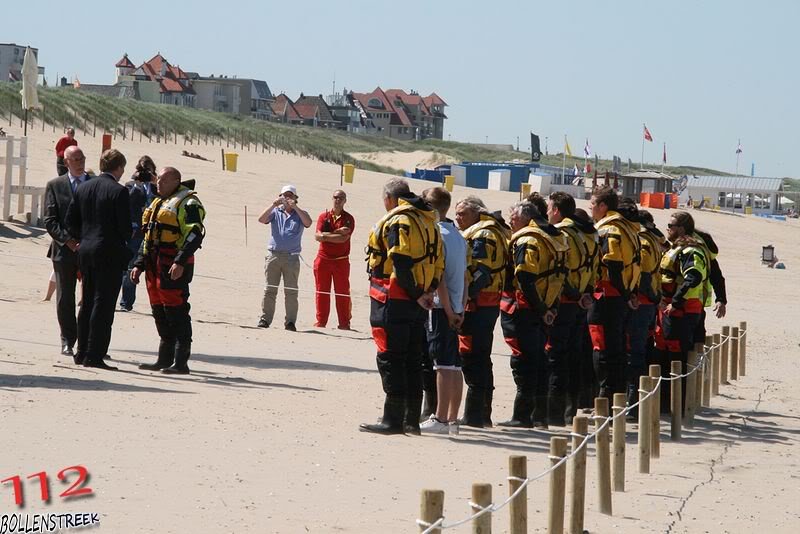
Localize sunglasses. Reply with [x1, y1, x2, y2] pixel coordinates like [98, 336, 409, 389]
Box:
[667, 223, 681, 229]
[333, 195, 346, 200]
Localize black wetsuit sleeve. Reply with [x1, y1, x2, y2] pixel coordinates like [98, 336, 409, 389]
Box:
[174, 227, 205, 265]
[640, 271, 658, 303]
[710, 259, 727, 304]
[672, 270, 702, 307]
[468, 263, 492, 299]
[392, 253, 423, 300]
[517, 271, 547, 316]
[607, 260, 628, 299]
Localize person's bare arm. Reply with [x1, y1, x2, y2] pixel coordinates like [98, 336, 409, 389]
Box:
[258, 197, 283, 224]
[287, 200, 312, 227]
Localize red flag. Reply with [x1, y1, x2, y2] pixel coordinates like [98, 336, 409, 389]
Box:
[662, 143, 667, 164]
[643, 124, 653, 142]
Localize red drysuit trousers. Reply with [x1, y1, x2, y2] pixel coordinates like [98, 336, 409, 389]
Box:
[313, 256, 351, 327]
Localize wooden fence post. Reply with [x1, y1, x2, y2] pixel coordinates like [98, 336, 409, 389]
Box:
[568, 415, 589, 534]
[702, 335, 713, 407]
[594, 397, 612, 515]
[739, 321, 747, 376]
[711, 333, 721, 396]
[648, 365, 661, 459]
[638, 376, 652, 474]
[548, 437, 568, 534]
[730, 326, 740, 381]
[685, 351, 698, 428]
[720, 326, 730, 384]
[611, 393, 626, 493]
[670, 360, 682, 440]
[471, 483, 492, 534]
[420, 490, 444, 533]
[509, 456, 527, 534]
[693, 343, 704, 413]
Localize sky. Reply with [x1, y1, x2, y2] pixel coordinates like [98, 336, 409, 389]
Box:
[4, 0, 798, 177]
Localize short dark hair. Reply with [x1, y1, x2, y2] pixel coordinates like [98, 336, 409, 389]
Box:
[638, 209, 654, 225]
[592, 185, 618, 211]
[573, 207, 591, 223]
[99, 149, 127, 173]
[422, 187, 451, 218]
[548, 191, 576, 218]
[526, 192, 548, 218]
[671, 211, 695, 234]
[618, 197, 639, 222]
[137, 155, 156, 173]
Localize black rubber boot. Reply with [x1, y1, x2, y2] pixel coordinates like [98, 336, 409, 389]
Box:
[140, 338, 176, 371]
[404, 395, 423, 435]
[532, 395, 549, 429]
[498, 389, 534, 428]
[360, 395, 406, 435]
[484, 389, 494, 428]
[162, 341, 191, 375]
[459, 389, 485, 428]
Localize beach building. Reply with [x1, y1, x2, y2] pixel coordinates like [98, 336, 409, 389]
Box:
[683, 175, 788, 215]
[0, 43, 44, 83]
[349, 87, 447, 140]
[270, 94, 304, 125]
[294, 94, 339, 128]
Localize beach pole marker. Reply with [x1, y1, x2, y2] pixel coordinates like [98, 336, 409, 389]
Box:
[670, 360, 682, 441]
[568, 415, 589, 534]
[594, 397, 612, 515]
[648, 365, 661, 459]
[547, 437, 567, 533]
[508, 456, 527, 534]
[611, 393, 626, 493]
[638, 376, 652, 474]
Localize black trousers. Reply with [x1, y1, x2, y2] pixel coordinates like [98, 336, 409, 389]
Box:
[53, 261, 79, 347]
[588, 295, 628, 400]
[460, 305, 500, 422]
[546, 302, 579, 425]
[77, 264, 124, 363]
[370, 297, 426, 418]
[501, 308, 547, 424]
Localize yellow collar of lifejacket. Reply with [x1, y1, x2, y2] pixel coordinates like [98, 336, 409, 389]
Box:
[157, 187, 194, 214]
[595, 210, 624, 228]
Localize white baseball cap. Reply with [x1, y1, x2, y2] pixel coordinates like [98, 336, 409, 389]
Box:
[280, 184, 297, 196]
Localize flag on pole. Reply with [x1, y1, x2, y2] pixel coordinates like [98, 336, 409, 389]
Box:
[751, 162, 755, 176]
[736, 140, 743, 154]
[573, 163, 579, 176]
[662, 143, 667, 164]
[584, 163, 592, 174]
[530, 132, 541, 161]
[643, 124, 653, 142]
[565, 136, 573, 157]
[583, 138, 591, 158]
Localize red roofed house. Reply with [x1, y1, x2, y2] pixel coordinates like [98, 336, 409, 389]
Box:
[422, 93, 447, 140]
[349, 87, 417, 141]
[386, 89, 442, 140]
[294, 94, 339, 128]
[125, 53, 196, 107]
[270, 94, 304, 125]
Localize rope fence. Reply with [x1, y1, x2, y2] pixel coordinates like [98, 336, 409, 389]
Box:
[416, 325, 748, 533]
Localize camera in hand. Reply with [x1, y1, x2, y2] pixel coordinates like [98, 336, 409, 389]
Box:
[135, 167, 153, 182]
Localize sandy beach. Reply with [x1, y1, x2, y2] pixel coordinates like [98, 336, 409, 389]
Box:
[1, 123, 799, 533]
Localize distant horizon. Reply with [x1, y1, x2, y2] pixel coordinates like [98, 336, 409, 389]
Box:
[2, 0, 796, 178]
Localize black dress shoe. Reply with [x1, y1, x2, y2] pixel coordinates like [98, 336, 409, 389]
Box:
[359, 422, 404, 435]
[404, 424, 421, 436]
[497, 419, 534, 429]
[61, 344, 74, 356]
[83, 359, 118, 371]
[139, 362, 172, 371]
[162, 365, 190, 375]
[73, 353, 86, 365]
[284, 322, 296, 332]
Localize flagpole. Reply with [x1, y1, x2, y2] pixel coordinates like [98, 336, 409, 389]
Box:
[661, 142, 665, 173]
[641, 124, 645, 170]
[562, 134, 567, 185]
[735, 138, 740, 177]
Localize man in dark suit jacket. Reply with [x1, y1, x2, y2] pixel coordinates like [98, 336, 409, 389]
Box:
[44, 146, 90, 356]
[66, 149, 132, 370]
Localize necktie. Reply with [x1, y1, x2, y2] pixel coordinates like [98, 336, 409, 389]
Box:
[71, 179, 77, 194]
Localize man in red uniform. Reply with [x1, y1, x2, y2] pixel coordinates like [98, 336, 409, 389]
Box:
[55, 127, 78, 176]
[314, 189, 355, 330]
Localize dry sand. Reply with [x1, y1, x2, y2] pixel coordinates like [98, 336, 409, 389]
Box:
[1, 122, 799, 533]
[351, 150, 457, 173]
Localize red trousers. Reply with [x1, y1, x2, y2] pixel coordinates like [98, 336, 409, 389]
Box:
[313, 256, 351, 327]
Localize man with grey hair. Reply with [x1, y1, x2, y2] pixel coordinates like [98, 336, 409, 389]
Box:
[499, 200, 569, 428]
[455, 195, 510, 427]
[361, 178, 444, 435]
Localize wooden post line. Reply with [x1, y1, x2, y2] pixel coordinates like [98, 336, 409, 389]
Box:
[670, 360, 682, 441]
[568, 415, 589, 534]
[611, 393, 626, 493]
[508, 456, 527, 534]
[739, 321, 747, 376]
[594, 397, 612, 516]
[547, 437, 567, 534]
[730, 326, 740, 381]
[721, 325, 730, 384]
[648, 365, 661, 460]
[638, 376, 652, 474]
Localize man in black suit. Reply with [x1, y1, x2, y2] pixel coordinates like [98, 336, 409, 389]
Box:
[44, 146, 90, 356]
[66, 149, 132, 370]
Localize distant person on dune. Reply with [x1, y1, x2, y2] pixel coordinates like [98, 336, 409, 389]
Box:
[55, 127, 78, 176]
